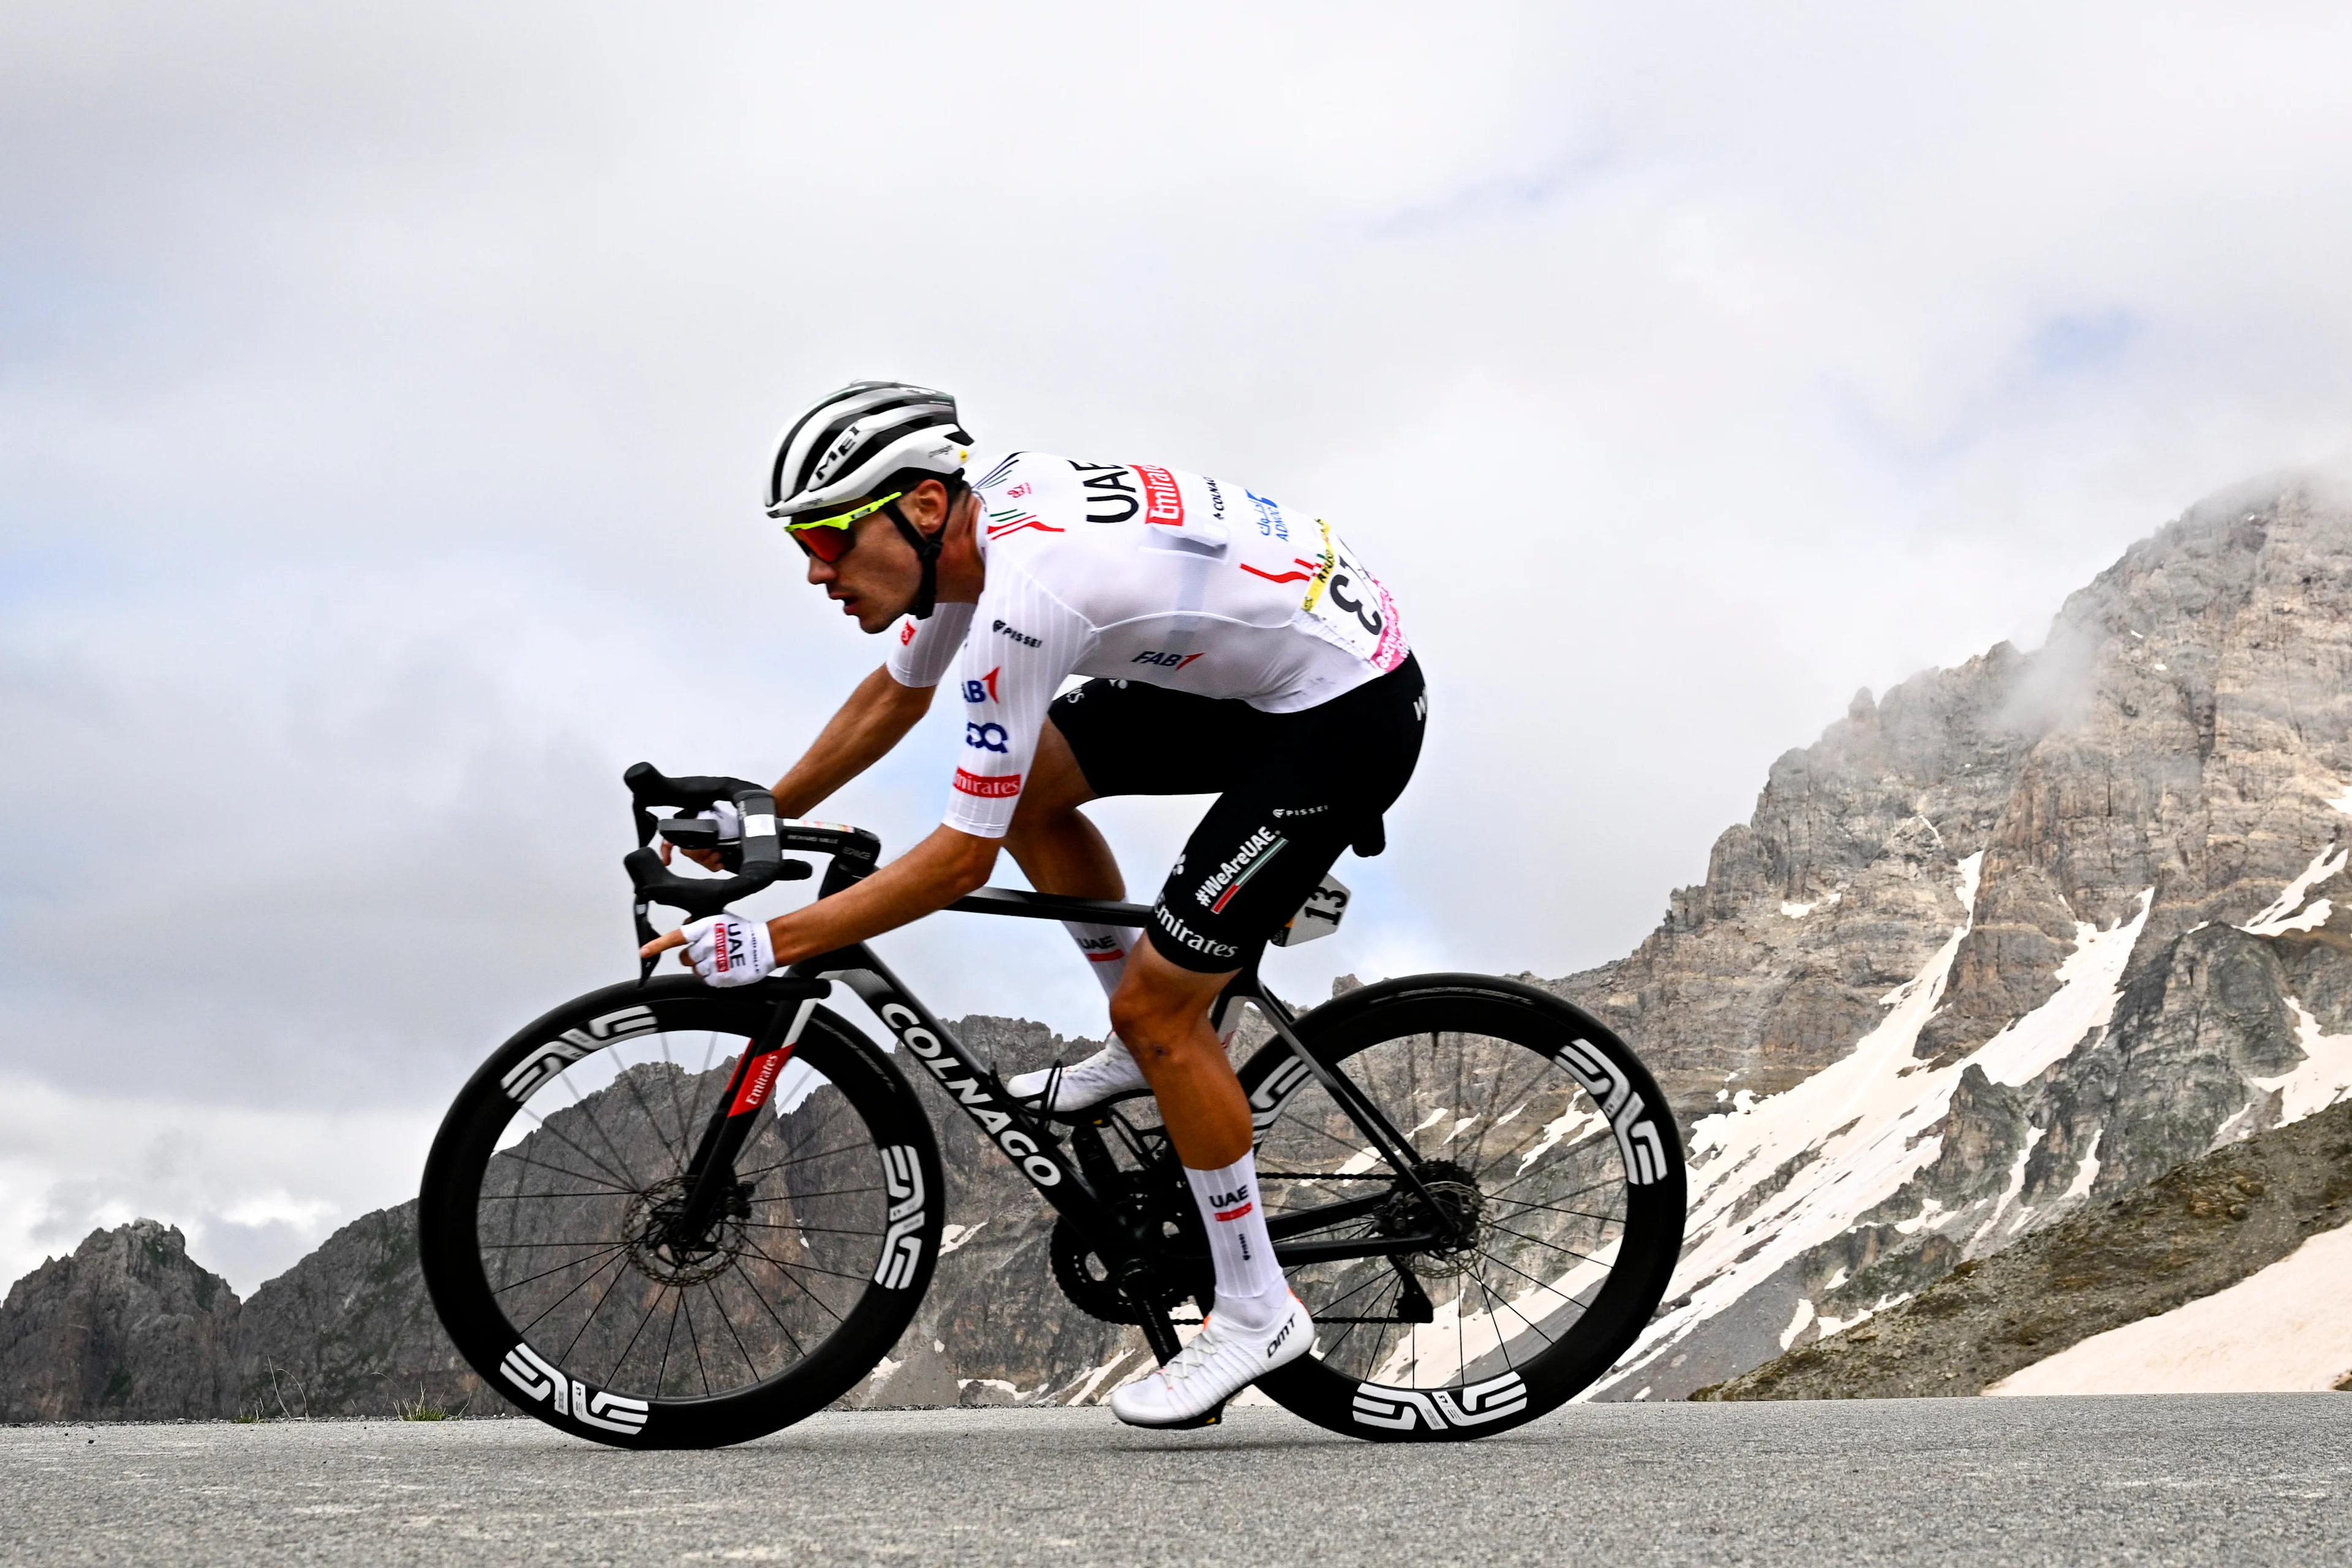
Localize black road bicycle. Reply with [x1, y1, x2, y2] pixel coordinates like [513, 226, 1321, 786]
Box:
[418, 766, 1687, 1448]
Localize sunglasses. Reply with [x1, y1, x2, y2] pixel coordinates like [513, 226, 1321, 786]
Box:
[780, 491, 903, 564]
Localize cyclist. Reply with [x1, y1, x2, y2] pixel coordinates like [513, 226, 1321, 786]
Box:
[641, 381, 1425, 1427]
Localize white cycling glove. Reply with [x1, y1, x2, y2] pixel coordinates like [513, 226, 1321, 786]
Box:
[698, 800, 743, 840]
[683, 910, 775, 987]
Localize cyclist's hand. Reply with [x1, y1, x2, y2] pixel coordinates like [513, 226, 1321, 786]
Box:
[650, 910, 776, 987]
[657, 801, 741, 875]
[660, 841, 727, 873]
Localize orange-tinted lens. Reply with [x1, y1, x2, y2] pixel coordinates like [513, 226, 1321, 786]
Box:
[791, 522, 853, 563]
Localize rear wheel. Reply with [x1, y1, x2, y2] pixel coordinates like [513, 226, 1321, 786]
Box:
[419, 977, 942, 1449]
[1238, 974, 1685, 1440]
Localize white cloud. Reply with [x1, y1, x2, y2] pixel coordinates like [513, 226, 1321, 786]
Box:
[6, 1, 2352, 1288]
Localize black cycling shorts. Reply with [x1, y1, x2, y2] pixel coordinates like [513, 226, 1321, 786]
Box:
[1047, 653, 1426, 972]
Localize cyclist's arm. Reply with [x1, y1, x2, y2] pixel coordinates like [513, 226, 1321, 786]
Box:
[767, 664, 934, 816]
[763, 824, 997, 962]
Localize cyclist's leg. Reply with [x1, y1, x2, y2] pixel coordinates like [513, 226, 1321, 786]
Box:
[1115, 656, 1428, 1311]
[1001, 721, 1120, 901]
[1009, 680, 1257, 999]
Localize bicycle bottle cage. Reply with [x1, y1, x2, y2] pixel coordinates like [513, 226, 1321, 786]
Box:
[620, 762, 883, 978]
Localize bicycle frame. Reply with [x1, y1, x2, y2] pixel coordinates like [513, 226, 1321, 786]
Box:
[628, 788, 1469, 1360]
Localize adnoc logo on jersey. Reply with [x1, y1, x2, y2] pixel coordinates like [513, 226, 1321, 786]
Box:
[1133, 464, 1185, 528]
[954, 768, 1022, 798]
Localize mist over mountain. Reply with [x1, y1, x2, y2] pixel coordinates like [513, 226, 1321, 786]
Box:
[9, 471, 2352, 1417]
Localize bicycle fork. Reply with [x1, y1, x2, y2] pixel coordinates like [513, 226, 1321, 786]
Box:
[668, 990, 822, 1249]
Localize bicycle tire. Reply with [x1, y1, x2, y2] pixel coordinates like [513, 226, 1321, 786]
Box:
[418, 976, 943, 1449]
[1238, 974, 1685, 1441]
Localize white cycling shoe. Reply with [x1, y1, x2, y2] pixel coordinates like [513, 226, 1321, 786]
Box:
[1005, 1041, 1152, 1114]
[1109, 1295, 1313, 1430]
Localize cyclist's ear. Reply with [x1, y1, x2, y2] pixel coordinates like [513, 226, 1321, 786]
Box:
[899, 478, 953, 537]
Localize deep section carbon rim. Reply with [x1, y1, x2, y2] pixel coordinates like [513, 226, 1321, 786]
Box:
[420, 979, 940, 1448]
[1240, 976, 1685, 1441]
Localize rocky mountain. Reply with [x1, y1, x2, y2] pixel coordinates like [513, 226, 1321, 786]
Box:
[1553, 473, 2352, 1398]
[0, 1220, 239, 1421]
[9, 472, 2352, 1420]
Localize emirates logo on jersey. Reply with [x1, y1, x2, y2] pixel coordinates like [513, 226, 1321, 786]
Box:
[953, 769, 1022, 798]
[1133, 464, 1185, 528]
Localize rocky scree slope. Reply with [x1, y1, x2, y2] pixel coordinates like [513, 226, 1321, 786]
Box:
[1691, 1097, 2352, 1399]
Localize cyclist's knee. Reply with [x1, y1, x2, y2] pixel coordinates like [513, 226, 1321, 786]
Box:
[1108, 951, 1226, 1056]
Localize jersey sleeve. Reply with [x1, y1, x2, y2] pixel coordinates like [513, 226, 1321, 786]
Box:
[884, 600, 976, 689]
[943, 568, 1093, 838]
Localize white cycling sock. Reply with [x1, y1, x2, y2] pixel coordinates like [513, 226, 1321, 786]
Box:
[1185, 1152, 1287, 1333]
[1061, 921, 1133, 998]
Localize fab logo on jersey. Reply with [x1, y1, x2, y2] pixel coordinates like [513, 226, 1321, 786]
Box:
[961, 666, 1002, 704]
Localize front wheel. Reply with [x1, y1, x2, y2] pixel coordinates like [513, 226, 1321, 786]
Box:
[1238, 974, 1686, 1441]
[418, 977, 944, 1449]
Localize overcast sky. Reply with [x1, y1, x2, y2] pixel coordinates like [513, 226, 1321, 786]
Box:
[6, 1, 2352, 1292]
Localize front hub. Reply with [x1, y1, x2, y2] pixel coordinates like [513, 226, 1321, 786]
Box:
[624, 1175, 754, 1286]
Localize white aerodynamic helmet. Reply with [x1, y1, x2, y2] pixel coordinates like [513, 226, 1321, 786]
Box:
[764, 380, 971, 522]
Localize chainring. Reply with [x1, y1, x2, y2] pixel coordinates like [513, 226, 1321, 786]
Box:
[1049, 1217, 1206, 1325]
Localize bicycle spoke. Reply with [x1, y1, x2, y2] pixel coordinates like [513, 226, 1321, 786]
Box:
[559, 1246, 637, 1363]
[515, 1246, 630, 1336]
[1485, 1194, 1625, 1227]
[738, 1219, 884, 1238]
[608, 1289, 667, 1390]
[738, 1237, 853, 1325]
[736, 1259, 811, 1363]
[682, 1289, 712, 1398]
[703, 1278, 764, 1384]
[489, 1148, 636, 1194]
[733, 1140, 883, 1184]
[508, 1105, 638, 1196]
[494, 1239, 630, 1300]
[558, 1069, 650, 1195]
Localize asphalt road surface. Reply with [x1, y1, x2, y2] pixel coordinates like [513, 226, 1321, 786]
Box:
[3, 1395, 2346, 1566]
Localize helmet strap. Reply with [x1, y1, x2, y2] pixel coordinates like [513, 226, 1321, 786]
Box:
[884, 499, 941, 620]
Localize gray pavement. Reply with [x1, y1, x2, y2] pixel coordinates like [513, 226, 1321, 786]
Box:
[2, 1396, 2347, 1566]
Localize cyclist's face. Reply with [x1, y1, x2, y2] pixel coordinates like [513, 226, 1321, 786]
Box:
[804, 508, 922, 633]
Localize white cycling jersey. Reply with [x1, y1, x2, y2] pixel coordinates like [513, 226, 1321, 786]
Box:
[886, 452, 1410, 837]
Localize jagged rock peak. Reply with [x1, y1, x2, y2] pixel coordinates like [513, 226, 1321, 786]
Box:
[0, 1219, 241, 1422]
[1564, 472, 2352, 1400]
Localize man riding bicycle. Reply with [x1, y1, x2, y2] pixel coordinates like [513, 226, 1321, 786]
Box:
[641, 381, 1426, 1427]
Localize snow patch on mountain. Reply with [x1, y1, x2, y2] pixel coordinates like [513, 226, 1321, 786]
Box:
[2238, 844, 2345, 937]
[1592, 853, 2164, 1396]
[1983, 1220, 2352, 1395]
[2254, 1001, 2352, 1122]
